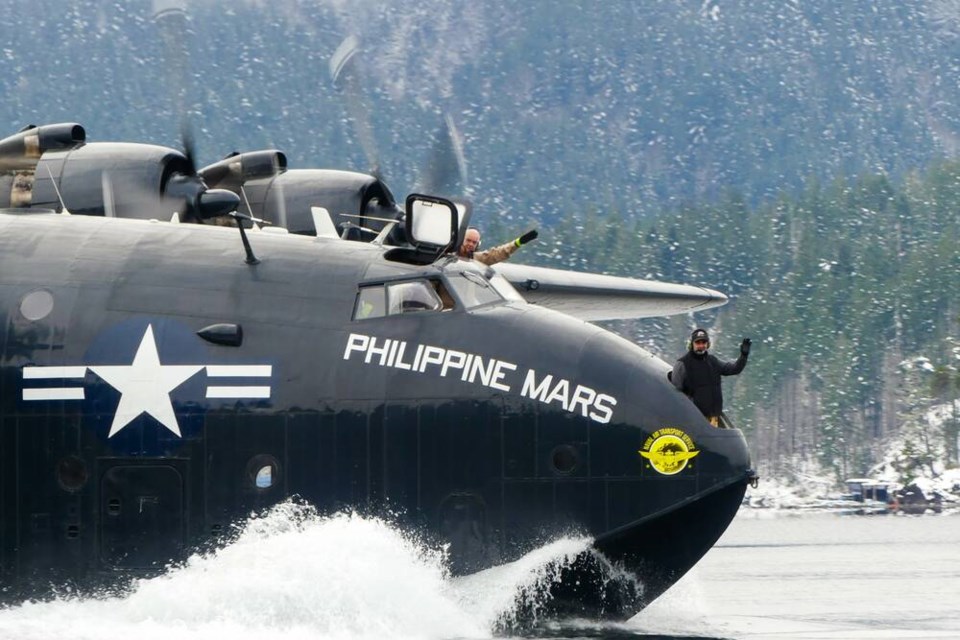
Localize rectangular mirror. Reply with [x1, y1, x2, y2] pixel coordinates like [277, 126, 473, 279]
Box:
[405, 194, 460, 249]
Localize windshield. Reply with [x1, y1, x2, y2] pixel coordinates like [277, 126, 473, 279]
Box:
[446, 271, 504, 309]
[488, 272, 525, 302]
[352, 269, 523, 321]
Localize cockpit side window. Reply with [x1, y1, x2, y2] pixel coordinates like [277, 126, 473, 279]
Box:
[446, 271, 503, 309]
[354, 285, 386, 320]
[488, 272, 525, 302]
[386, 280, 443, 314]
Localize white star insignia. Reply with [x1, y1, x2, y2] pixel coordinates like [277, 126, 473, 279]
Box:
[90, 324, 203, 438]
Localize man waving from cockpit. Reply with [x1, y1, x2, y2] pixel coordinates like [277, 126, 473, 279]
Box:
[458, 227, 538, 265]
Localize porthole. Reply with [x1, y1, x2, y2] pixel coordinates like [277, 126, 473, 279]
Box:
[551, 445, 580, 475]
[57, 456, 88, 492]
[19, 289, 54, 321]
[246, 454, 280, 491]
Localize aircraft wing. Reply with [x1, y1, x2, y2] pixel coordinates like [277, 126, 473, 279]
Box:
[493, 263, 728, 321]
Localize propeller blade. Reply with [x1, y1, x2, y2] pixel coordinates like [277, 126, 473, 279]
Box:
[101, 171, 116, 218]
[180, 121, 197, 176]
[417, 113, 468, 197]
[152, 2, 190, 122]
[153, 2, 199, 178]
[272, 176, 288, 229]
[329, 35, 360, 85]
[330, 35, 380, 176]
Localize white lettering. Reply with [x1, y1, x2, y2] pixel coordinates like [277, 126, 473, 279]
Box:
[589, 393, 617, 424]
[468, 356, 494, 386]
[411, 344, 425, 371]
[342, 333, 618, 424]
[490, 360, 517, 392]
[366, 337, 391, 365]
[569, 384, 597, 417]
[344, 333, 369, 360]
[394, 341, 413, 370]
[440, 350, 468, 377]
[545, 378, 571, 410]
[419, 346, 446, 373]
[460, 354, 475, 381]
[521, 369, 553, 401]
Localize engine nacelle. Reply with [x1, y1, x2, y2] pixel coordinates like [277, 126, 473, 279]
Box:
[0, 123, 86, 171]
[205, 165, 398, 237]
[28, 142, 194, 217]
[199, 150, 287, 192]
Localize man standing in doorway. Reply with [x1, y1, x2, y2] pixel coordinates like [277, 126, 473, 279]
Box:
[672, 328, 751, 427]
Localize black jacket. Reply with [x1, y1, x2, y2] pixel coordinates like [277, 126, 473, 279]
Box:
[672, 349, 747, 417]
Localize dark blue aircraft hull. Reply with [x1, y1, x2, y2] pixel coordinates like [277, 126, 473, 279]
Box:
[0, 393, 750, 619]
[0, 214, 751, 619]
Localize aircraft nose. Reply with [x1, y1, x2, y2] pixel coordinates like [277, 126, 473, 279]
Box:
[576, 330, 752, 514]
[541, 331, 753, 619]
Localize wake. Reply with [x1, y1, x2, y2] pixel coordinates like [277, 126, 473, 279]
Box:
[0, 500, 659, 640]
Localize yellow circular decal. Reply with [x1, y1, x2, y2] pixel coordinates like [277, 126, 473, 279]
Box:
[639, 428, 700, 476]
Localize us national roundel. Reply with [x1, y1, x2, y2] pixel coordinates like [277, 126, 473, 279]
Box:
[20, 317, 273, 455]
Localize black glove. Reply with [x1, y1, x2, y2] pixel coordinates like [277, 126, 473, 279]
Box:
[740, 338, 752, 355]
[515, 229, 539, 246]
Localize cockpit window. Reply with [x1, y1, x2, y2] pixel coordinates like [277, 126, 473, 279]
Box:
[446, 272, 504, 309]
[354, 280, 444, 320]
[354, 286, 386, 319]
[387, 280, 443, 314]
[353, 271, 517, 321]
[488, 272, 525, 302]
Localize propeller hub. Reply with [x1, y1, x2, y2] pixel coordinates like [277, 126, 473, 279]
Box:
[197, 188, 241, 219]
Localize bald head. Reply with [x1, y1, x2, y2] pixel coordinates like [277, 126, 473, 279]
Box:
[459, 228, 481, 257]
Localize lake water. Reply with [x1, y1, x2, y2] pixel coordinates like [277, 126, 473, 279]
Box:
[0, 505, 958, 640]
[629, 510, 960, 639]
